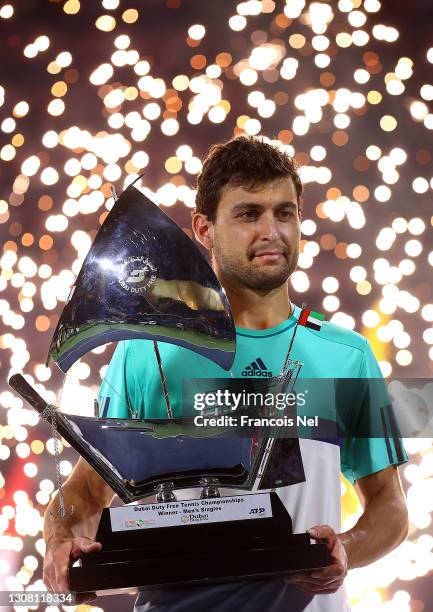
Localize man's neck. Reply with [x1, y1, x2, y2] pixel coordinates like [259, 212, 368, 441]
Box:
[220, 278, 292, 330]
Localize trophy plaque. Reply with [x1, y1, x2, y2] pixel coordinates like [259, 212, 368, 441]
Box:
[9, 181, 330, 596]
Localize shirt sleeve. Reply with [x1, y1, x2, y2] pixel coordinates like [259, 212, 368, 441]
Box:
[340, 338, 408, 484]
[97, 340, 145, 419]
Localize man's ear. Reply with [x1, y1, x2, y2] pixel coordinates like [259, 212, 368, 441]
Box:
[192, 211, 214, 251]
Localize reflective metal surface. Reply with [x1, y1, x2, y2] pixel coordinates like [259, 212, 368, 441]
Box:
[64, 415, 252, 502]
[8, 374, 306, 503]
[48, 183, 236, 372]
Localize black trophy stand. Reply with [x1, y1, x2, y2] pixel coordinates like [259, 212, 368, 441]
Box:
[70, 492, 329, 595]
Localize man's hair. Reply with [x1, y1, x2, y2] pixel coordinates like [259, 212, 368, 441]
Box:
[195, 135, 303, 222]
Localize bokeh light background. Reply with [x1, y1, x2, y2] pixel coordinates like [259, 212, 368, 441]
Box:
[1, 0, 433, 610]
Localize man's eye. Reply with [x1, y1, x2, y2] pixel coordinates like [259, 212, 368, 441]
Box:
[277, 210, 294, 219]
[239, 211, 258, 219]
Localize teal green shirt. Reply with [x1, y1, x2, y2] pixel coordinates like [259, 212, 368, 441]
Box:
[98, 304, 407, 484]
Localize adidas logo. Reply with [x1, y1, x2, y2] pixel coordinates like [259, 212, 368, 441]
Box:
[242, 357, 272, 378]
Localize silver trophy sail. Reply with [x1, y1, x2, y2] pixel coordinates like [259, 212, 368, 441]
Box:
[47, 182, 236, 373]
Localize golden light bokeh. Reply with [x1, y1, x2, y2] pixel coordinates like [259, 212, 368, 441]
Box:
[0, 2, 432, 609]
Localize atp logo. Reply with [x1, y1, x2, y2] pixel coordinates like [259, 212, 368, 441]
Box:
[242, 357, 272, 377]
[118, 256, 157, 295]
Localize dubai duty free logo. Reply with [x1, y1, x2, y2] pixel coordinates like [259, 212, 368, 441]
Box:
[118, 256, 157, 295]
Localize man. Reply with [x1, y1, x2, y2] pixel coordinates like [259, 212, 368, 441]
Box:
[43, 136, 408, 611]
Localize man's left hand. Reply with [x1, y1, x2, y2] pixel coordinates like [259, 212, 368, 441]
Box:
[286, 525, 348, 594]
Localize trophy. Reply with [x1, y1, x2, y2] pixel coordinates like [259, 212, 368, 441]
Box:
[9, 180, 330, 596]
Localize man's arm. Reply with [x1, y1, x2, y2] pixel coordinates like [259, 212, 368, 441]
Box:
[289, 465, 408, 594]
[43, 457, 116, 593]
[340, 464, 408, 568]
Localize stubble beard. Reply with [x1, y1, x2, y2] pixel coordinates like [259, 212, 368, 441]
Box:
[213, 242, 298, 292]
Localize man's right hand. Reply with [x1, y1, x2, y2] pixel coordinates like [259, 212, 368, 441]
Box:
[42, 458, 115, 602]
[43, 535, 102, 601]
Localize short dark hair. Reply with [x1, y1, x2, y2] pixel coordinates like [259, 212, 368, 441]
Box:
[195, 135, 303, 222]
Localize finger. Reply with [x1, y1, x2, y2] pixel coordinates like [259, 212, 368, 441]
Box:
[289, 571, 344, 587]
[76, 536, 102, 549]
[292, 575, 344, 588]
[308, 524, 336, 537]
[308, 525, 337, 547]
[287, 563, 342, 582]
[329, 537, 343, 556]
[310, 562, 344, 579]
[70, 539, 102, 559]
[300, 582, 344, 593]
[291, 578, 344, 592]
[290, 578, 337, 589]
[83, 541, 102, 553]
[295, 584, 342, 595]
[70, 543, 102, 562]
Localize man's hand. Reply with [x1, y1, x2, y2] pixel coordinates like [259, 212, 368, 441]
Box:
[43, 535, 102, 602]
[287, 525, 348, 594]
[42, 458, 116, 602]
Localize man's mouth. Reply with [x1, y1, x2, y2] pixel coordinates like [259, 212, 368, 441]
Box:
[253, 251, 284, 262]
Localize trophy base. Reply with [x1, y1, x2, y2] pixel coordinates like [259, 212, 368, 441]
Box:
[69, 492, 330, 595]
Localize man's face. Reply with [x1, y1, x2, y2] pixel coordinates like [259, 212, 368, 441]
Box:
[210, 177, 300, 291]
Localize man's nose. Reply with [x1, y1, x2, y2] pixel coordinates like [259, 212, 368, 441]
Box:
[257, 212, 279, 240]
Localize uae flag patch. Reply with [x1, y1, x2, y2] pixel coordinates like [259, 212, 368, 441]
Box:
[299, 308, 325, 331]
